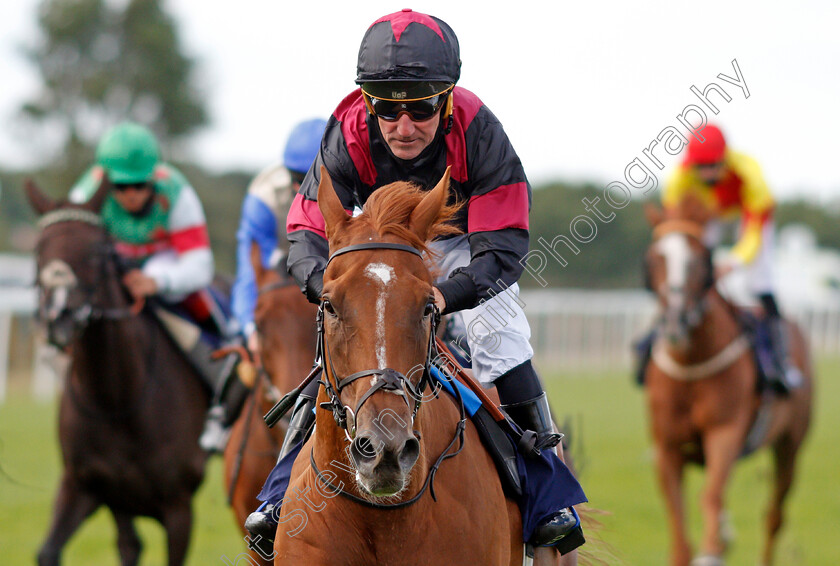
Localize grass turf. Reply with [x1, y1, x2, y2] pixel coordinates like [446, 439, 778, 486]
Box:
[1, 358, 838, 565]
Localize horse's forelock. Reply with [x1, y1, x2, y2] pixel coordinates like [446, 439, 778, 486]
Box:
[357, 181, 461, 255]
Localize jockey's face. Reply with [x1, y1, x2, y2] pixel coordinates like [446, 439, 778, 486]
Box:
[696, 161, 725, 186]
[378, 111, 440, 160]
[112, 182, 154, 214]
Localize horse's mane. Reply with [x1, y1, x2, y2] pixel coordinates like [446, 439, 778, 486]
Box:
[357, 181, 462, 256]
[666, 193, 712, 225]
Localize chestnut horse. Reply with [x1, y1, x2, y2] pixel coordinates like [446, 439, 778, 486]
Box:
[26, 180, 210, 566]
[271, 168, 575, 565]
[642, 203, 812, 566]
[223, 245, 317, 565]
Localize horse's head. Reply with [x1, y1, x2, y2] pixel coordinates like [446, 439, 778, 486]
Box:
[250, 242, 318, 394]
[644, 196, 715, 349]
[26, 178, 112, 349]
[316, 166, 459, 498]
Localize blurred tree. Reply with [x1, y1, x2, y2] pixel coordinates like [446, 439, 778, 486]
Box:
[19, 0, 207, 181]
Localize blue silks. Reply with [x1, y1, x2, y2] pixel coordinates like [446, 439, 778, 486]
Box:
[515, 436, 587, 541]
[257, 440, 302, 503]
[256, 367, 587, 543]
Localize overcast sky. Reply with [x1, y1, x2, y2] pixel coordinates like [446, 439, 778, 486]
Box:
[1, 0, 838, 201]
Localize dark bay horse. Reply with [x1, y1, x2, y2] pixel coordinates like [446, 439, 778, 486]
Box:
[642, 202, 813, 566]
[26, 180, 210, 566]
[271, 167, 575, 566]
[223, 244, 317, 565]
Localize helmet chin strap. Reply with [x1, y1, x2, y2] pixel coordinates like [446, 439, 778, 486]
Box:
[442, 92, 454, 135]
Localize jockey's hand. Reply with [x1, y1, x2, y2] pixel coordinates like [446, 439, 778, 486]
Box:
[432, 286, 446, 312]
[122, 269, 159, 300]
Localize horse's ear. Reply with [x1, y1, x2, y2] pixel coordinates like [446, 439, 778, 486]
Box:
[24, 179, 56, 215]
[85, 175, 111, 213]
[317, 166, 348, 240]
[410, 166, 451, 242]
[644, 202, 664, 227]
[249, 240, 265, 284]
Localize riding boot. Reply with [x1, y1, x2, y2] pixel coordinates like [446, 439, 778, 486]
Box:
[244, 501, 278, 560]
[496, 361, 584, 554]
[198, 349, 246, 453]
[199, 374, 251, 453]
[632, 329, 656, 387]
[759, 294, 802, 394]
[765, 315, 803, 394]
[276, 388, 318, 462]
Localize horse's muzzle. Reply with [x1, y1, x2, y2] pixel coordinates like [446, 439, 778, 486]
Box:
[350, 429, 420, 497]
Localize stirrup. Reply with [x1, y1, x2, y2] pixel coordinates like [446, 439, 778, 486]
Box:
[531, 507, 585, 555]
[502, 392, 563, 457]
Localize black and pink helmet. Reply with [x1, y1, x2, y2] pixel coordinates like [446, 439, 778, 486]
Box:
[356, 9, 461, 100]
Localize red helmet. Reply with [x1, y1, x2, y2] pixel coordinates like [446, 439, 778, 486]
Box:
[685, 125, 726, 165]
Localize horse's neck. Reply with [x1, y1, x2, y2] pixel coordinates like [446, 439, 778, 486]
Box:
[71, 277, 149, 402]
[679, 291, 742, 362]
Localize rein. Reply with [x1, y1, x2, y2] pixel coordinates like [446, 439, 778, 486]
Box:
[652, 334, 751, 381]
[310, 240, 467, 509]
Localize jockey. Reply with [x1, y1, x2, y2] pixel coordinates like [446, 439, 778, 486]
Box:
[661, 123, 801, 392]
[230, 118, 328, 358]
[69, 121, 242, 451]
[246, 9, 582, 554]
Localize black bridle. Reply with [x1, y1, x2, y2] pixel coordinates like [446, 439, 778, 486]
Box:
[309, 241, 467, 509]
[36, 208, 141, 348]
[317, 242, 435, 439]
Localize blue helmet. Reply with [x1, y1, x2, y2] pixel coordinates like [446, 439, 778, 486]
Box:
[283, 118, 327, 175]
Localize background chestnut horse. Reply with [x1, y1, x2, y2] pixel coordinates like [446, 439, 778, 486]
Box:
[642, 201, 812, 566]
[223, 245, 317, 565]
[272, 168, 576, 566]
[26, 180, 210, 566]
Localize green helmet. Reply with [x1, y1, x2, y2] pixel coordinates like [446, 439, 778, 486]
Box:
[95, 122, 160, 184]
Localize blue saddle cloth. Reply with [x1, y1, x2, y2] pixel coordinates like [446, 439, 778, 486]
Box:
[258, 369, 587, 543]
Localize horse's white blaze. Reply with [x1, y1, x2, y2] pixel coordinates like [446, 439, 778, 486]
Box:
[40, 259, 77, 288]
[40, 260, 76, 319]
[365, 263, 396, 369]
[658, 233, 691, 290]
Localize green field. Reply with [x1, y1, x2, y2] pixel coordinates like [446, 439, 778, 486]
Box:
[1, 359, 838, 565]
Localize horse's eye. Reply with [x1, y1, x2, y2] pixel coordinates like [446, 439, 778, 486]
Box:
[323, 299, 337, 317]
[424, 301, 436, 318]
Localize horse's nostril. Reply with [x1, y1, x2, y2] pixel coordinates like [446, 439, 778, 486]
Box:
[398, 436, 420, 471]
[350, 435, 380, 464]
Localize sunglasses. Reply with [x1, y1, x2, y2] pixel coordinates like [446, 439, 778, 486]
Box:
[695, 161, 724, 171]
[113, 182, 151, 192]
[363, 89, 451, 122]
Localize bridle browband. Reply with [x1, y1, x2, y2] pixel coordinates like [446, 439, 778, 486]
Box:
[310, 240, 467, 509]
[327, 241, 424, 263]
